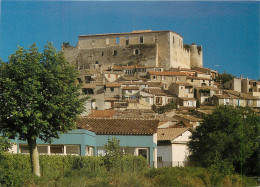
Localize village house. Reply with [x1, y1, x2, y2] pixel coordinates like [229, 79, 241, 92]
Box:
[157, 127, 192, 167]
[168, 82, 194, 98]
[147, 71, 187, 90]
[10, 118, 160, 168]
[195, 86, 223, 105]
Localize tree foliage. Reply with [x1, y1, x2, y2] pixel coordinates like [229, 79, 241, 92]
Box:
[0, 43, 87, 176]
[152, 100, 177, 114]
[216, 72, 233, 84]
[188, 106, 259, 175]
[0, 136, 13, 154]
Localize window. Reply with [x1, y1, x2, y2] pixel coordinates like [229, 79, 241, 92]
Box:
[191, 79, 193, 82]
[177, 76, 180, 81]
[86, 146, 94, 156]
[157, 157, 162, 162]
[156, 97, 162, 104]
[173, 36, 175, 43]
[113, 50, 117, 56]
[37, 145, 48, 154]
[106, 38, 109, 45]
[126, 37, 129, 45]
[137, 148, 148, 159]
[101, 52, 104, 56]
[110, 87, 114, 92]
[154, 36, 158, 42]
[153, 75, 157, 80]
[140, 36, 144, 43]
[134, 49, 139, 55]
[66, 145, 80, 155]
[50, 145, 64, 154]
[116, 37, 120, 44]
[97, 148, 105, 156]
[20, 145, 29, 153]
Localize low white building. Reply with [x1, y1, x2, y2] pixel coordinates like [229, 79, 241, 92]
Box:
[157, 127, 192, 167]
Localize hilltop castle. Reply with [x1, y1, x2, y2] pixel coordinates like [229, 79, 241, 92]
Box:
[62, 30, 203, 70]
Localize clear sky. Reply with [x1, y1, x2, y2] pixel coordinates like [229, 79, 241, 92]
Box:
[0, 1, 259, 80]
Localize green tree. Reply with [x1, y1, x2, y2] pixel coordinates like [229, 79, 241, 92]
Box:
[103, 137, 122, 171]
[0, 136, 13, 154]
[188, 106, 259, 175]
[0, 43, 87, 176]
[216, 71, 233, 84]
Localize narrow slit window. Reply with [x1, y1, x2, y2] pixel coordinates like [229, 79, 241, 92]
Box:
[113, 50, 117, 56]
[126, 37, 129, 45]
[140, 36, 144, 43]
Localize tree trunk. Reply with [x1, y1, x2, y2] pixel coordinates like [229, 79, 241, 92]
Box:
[28, 137, 41, 176]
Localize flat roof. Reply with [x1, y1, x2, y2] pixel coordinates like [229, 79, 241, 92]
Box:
[78, 30, 182, 38]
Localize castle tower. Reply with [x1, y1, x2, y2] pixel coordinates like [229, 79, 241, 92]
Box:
[190, 43, 203, 68]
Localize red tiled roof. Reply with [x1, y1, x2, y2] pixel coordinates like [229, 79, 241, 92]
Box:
[157, 127, 191, 141]
[123, 65, 135, 70]
[144, 88, 167, 96]
[122, 86, 139, 90]
[112, 66, 123, 70]
[83, 83, 96, 89]
[105, 97, 119, 101]
[77, 117, 159, 135]
[148, 71, 187, 76]
[88, 110, 116, 118]
[106, 83, 121, 88]
[173, 82, 193, 86]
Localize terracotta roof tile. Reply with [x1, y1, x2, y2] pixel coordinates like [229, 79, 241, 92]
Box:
[83, 83, 96, 89]
[105, 97, 119, 101]
[123, 65, 135, 70]
[187, 76, 211, 80]
[173, 82, 193, 86]
[213, 94, 239, 99]
[77, 117, 159, 135]
[148, 71, 187, 76]
[174, 114, 203, 122]
[223, 90, 259, 100]
[122, 86, 139, 90]
[112, 66, 123, 70]
[88, 110, 116, 118]
[144, 88, 167, 96]
[157, 127, 191, 141]
[106, 83, 121, 88]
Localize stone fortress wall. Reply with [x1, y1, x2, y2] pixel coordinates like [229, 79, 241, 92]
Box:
[62, 30, 203, 71]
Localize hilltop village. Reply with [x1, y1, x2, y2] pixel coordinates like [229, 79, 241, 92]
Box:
[13, 30, 260, 168]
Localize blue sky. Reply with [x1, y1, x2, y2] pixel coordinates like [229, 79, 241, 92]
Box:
[0, 1, 259, 80]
